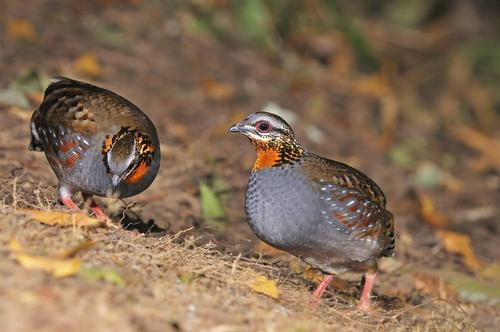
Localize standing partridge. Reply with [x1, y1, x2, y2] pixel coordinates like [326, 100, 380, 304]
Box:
[229, 112, 395, 311]
[29, 77, 160, 220]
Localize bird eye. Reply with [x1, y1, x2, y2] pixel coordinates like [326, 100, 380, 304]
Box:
[256, 121, 271, 133]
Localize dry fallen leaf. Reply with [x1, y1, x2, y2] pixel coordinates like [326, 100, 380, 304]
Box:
[27, 92, 44, 106]
[437, 230, 483, 271]
[8, 107, 32, 121]
[6, 18, 37, 40]
[255, 241, 287, 257]
[350, 71, 399, 147]
[74, 53, 102, 77]
[200, 78, 234, 101]
[449, 125, 500, 172]
[417, 191, 450, 228]
[9, 239, 81, 278]
[297, 265, 350, 290]
[378, 257, 404, 274]
[59, 240, 95, 258]
[248, 275, 279, 299]
[414, 272, 455, 300]
[478, 263, 500, 284]
[465, 81, 497, 133]
[351, 73, 391, 98]
[20, 209, 103, 227]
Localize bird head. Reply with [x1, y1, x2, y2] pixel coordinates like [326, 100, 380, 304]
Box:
[102, 127, 155, 187]
[229, 112, 303, 170]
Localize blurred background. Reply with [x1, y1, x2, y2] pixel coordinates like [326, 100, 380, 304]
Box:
[0, 0, 499, 330]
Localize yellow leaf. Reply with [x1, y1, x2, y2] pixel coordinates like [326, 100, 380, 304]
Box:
[6, 19, 36, 40]
[437, 230, 483, 271]
[351, 74, 391, 98]
[417, 191, 450, 228]
[200, 78, 234, 101]
[302, 267, 323, 284]
[59, 240, 95, 258]
[413, 272, 455, 300]
[248, 275, 279, 299]
[449, 125, 500, 172]
[74, 53, 102, 77]
[478, 263, 500, 283]
[20, 209, 103, 227]
[254, 241, 287, 256]
[8, 107, 32, 121]
[9, 239, 81, 278]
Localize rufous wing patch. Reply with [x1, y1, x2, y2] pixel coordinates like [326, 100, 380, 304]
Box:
[64, 153, 81, 168]
[124, 161, 150, 184]
[60, 140, 78, 153]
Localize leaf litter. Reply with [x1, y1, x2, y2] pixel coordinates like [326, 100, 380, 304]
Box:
[1, 1, 500, 330]
[9, 238, 87, 278]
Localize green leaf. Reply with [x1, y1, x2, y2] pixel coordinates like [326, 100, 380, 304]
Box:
[412, 162, 444, 189]
[0, 88, 30, 108]
[199, 180, 227, 230]
[11, 69, 49, 94]
[385, 0, 435, 27]
[79, 267, 125, 287]
[0, 69, 49, 108]
[323, 1, 379, 72]
[446, 272, 500, 305]
[93, 24, 127, 49]
[235, 0, 273, 49]
[211, 176, 230, 202]
[432, 268, 500, 305]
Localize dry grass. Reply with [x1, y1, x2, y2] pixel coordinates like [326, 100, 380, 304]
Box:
[0, 176, 476, 332]
[1, 2, 497, 329]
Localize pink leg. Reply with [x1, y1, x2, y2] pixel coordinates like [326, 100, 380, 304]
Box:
[357, 272, 376, 312]
[83, 194, 110, 221]
[60, 196, 81, 211]
[310, 274, 334, 306]
[90, 202, 109, 221]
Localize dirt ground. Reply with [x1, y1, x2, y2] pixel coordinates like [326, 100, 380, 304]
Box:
[0, 1, 499, 331]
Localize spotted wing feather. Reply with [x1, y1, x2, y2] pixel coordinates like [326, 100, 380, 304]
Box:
[302, 153, 395, 258]
[319, 181, 394, 257]
[34, 123, 92, 176]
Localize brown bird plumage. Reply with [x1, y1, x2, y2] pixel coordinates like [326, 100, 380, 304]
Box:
[30, 77, 160, 219]
[230, 112, 394, 311]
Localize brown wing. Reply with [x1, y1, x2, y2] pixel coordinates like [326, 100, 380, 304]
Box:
[37, 77, 151, 134]
[301, 153, 387, 205]
[303, 153, 395, 257]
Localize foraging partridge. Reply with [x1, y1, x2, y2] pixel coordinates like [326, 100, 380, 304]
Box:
[229, 112, 395, 311]
[29, 77, 160, 220]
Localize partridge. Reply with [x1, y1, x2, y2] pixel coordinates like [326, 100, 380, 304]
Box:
[29, 77, 160, 220]
[229, 112, 394, 311]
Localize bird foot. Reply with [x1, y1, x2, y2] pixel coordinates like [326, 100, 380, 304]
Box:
[309, 274, 334, 308]
[357, 298, 377, 315]
[90, 204, 118, 228]
[90, 205, 109, 220]
[356, 271, 378, 315]
[60, 196, 81, 212]
[82, 194, 115, 227]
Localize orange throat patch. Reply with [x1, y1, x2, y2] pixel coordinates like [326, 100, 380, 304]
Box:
[253, 148, 280, 171]
[124, 161, 150, 184]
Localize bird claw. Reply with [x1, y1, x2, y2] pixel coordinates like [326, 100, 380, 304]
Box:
[357, 299, 373, 313]
[356, 303, 379, 316]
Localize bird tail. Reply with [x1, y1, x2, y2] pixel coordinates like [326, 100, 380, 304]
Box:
[29, 109, 44, 151]
[381, 212, 395, 257]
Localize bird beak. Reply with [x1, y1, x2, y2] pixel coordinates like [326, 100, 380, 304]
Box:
[229, 120, 254, 134]
[228, 122, 242, 133]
